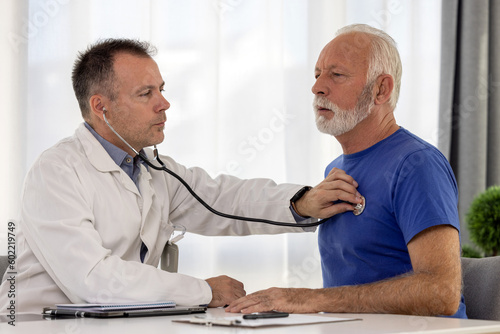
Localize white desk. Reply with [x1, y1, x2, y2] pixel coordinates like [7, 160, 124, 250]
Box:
[2, 308, 500, 334]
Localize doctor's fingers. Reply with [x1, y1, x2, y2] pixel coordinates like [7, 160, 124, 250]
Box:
[325, 186, 362, 204]
[222, 284, 247, 306]
[207, 276, 246, 298]
[228, 279, 247, 299]
[309, 184, 362, 207]
[315, 172, 359, 198]
[206, 275, 245, 289]
[320, 177, 360, 197]
[207, 286, 246, 307]
[296, 186, 359, 219]
[316, 201, 360, 219]
[324, 168, 358, 187]
[301, 186, 362, 219]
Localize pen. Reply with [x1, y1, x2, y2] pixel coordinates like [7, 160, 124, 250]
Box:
[43, 308, 87, 318]
[243, 311, 289, 320]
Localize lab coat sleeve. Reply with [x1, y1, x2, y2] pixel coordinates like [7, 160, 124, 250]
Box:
[155, 154, 314, 236]
[20, 152, 212, 306]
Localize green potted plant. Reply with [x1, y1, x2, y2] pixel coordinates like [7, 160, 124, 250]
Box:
[465, 186, 500, 257]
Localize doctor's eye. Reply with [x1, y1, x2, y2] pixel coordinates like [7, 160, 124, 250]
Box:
[140, 90, 152, 97]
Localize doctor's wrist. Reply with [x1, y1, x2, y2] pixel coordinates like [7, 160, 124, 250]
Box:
[290, 186, 312, 218]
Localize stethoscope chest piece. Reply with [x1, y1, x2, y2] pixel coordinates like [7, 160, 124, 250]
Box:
[353, 195, 366, 216]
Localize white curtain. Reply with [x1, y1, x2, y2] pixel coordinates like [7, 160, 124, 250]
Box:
[1, 0, 442, 293]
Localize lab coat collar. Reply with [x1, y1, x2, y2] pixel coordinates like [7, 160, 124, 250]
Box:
[76, 123, 144, 196]
[76, 123, 123, 174]
[83, 122, 149, 181]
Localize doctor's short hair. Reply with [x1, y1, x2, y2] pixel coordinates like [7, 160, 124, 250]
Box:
[72, 38, 157, 120]
[335, 24, 402, 110]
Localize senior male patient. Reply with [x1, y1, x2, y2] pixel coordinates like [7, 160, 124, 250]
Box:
[0, 39, 362, 314]
[227, 24, 466, 318]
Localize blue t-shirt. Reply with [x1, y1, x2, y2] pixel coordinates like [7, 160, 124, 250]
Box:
[318, 128, 466, 318]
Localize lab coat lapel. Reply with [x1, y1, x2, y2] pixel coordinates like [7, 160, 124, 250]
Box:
[137, 165, 159, 264]
[78, 124, 160, 263]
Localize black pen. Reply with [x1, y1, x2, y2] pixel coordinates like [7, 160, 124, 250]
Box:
[243, 311, 289, 319]
[43, 308, 87, 318]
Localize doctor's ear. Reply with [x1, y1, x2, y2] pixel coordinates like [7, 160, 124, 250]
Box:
[89, 95, 108, 120]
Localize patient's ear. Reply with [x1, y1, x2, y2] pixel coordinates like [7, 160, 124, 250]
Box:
[374, 74, 394, 105]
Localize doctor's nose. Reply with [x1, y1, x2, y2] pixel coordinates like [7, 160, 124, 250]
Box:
[157, 94, 171, 113]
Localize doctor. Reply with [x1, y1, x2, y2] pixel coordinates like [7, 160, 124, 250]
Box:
[0, 38, 362, 313]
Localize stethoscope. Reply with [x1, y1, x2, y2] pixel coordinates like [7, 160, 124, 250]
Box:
[103, 109, 364, 228]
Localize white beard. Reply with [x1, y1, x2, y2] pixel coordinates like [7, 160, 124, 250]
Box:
[314, 81, 375, 137]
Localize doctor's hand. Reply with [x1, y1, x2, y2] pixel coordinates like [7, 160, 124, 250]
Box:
[205, 275, 246, 308]
[294, 168, 363, 219]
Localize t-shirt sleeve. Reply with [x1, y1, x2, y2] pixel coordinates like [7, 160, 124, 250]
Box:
[393, 148, 460, 244]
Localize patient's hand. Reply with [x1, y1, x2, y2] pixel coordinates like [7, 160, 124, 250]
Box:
[225, 287, 315, 314]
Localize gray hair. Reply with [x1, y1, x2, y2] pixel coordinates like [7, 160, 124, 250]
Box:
[336, 24, 402, 109]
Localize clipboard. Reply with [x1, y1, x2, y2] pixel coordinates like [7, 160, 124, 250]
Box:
[174, 313, 362, 328]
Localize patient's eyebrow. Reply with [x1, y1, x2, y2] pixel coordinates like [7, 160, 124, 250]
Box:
[315, 64, 350, 73]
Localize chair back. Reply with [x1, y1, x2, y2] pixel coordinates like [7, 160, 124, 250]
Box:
[462, 256, 500, 320]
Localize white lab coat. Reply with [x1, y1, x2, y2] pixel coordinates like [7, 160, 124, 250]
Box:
[0, 123, 312, 314]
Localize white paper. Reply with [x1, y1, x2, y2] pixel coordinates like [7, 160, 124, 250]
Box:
[174, 314, 361, 328]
